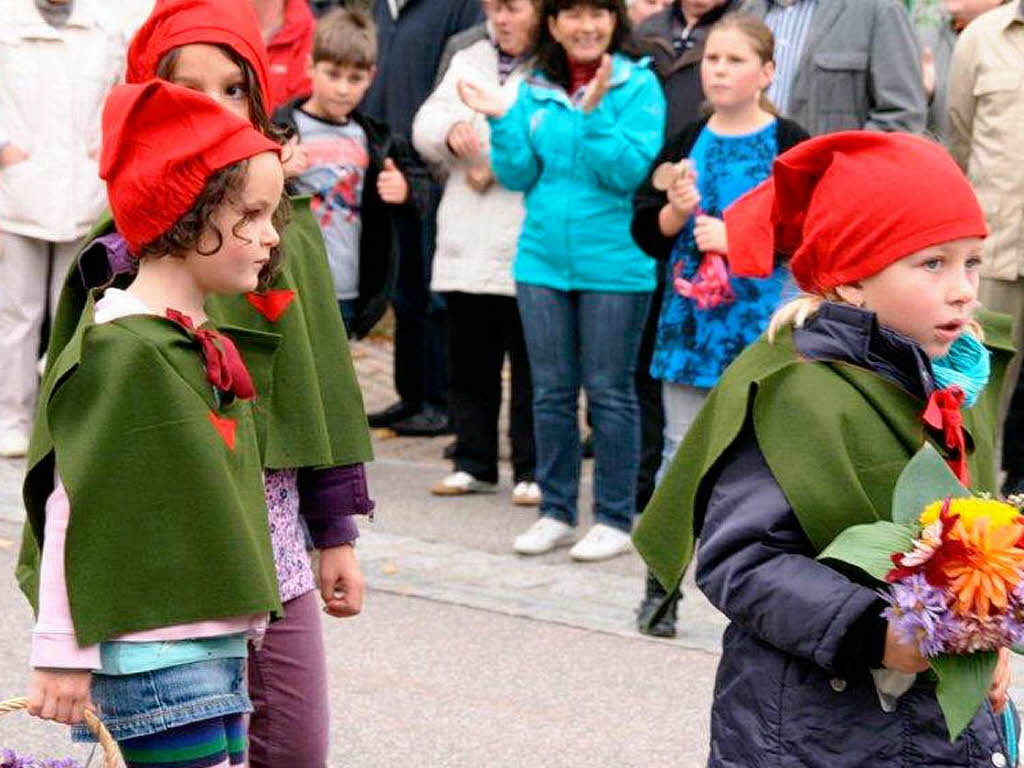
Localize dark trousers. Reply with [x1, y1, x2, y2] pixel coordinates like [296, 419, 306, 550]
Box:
[635, 279, 665, 513]
[446, 292, 535, 484]
[392, 197, 448, 409]
[1005, 371, 1024, 479]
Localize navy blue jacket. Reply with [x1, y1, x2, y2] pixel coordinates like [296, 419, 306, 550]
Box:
[360, 0, 484, 139]
[695, 305, 1015, 767]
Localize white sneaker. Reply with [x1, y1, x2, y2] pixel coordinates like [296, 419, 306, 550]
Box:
[513, 516, 575, 555]
[511, 481, 541, 507]
[0, 430, 28, 459]
[569, 523, 633, 562]
[430, 470, 498, 496]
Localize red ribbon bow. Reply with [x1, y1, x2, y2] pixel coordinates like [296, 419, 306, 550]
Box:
[673, 252, 735, 310]
[921, 386, 969, 486]
[166, 309, 255, 401]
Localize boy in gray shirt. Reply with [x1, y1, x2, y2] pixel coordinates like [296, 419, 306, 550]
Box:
[274, 6, 428, 336]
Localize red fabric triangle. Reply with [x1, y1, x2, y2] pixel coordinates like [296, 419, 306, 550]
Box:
[245, 289, 296, 322]
[208, 411, 238, 451]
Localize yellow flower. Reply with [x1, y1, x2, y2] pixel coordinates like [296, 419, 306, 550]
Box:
[920, 497, 1021, 530]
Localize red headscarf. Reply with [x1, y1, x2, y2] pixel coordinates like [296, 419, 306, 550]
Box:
[723, 132, 987, 293]
[126, 0, 272, 110]
[101, 80, 280, 253]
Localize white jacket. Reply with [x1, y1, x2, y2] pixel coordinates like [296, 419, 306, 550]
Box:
[412, 36, 529, 297]
[0, 1, 125, 242]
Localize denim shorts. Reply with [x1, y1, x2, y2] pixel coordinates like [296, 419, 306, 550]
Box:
[71, 657, 251, 743]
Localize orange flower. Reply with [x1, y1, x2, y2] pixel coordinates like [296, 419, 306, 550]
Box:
[939, 518, 1024, 618]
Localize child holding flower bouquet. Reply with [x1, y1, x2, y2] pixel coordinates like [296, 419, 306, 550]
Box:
[634, 131, 1019, 767]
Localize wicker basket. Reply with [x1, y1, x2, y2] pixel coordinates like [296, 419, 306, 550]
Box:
[0, 697, 124, 768]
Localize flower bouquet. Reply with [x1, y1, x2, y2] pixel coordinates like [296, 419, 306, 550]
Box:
[819, 443, 1024, 741]
[0, 751, 82, 768]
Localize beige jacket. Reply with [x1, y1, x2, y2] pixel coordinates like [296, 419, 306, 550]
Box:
[412, 35, 529, 297]
[948, 1, 1024, 281]
[0, 1, 124, 242]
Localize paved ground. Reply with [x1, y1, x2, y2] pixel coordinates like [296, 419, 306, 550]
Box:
[0, 336, 1020, 766]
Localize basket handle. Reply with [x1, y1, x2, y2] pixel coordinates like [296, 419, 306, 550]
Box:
[0, 696, 124, 768]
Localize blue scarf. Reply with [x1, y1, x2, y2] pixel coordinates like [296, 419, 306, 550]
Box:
[931, 332, 990, 408]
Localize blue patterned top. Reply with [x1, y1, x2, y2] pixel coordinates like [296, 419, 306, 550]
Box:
[650, 120, 787, 387]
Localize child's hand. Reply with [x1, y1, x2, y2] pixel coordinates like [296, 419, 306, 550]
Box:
[882, 623, 931, 674]
[319, 543, 365, 618]
[0, 143, 29, 169]
[580, 54, 613, 113]
[377, 158, 410, 204]
[666, 172, 700, 218]
[446, 121, 482, 159]
[281, 138, 309, 178]
[989, 647, 1011, 713]
[27, 668, 94, 725]
[694, 214, 727, 255]
[457, 79, 509, 118]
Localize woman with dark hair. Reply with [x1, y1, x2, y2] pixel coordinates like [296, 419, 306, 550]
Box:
[459, 0, 665, 561]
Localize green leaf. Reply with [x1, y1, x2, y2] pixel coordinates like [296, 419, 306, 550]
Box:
[891, 443, 971, 525]
[931, 651, 998, 742]
[817, 521, 917, 582]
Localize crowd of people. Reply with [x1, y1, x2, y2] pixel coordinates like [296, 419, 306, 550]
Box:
[3, 0, 1024, 764]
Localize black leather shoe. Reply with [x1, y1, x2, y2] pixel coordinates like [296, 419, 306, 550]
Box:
[391, 404, 452, 437]
[368, 400, 418, 428]
[636, 572, 680, 638]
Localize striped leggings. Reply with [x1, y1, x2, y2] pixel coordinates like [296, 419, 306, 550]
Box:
[119, 714, 245, 767]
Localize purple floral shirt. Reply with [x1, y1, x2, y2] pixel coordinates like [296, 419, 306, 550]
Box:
[264, 469, 316, 602]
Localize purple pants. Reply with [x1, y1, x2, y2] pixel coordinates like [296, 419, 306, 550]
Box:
[247, 590, 329, 766]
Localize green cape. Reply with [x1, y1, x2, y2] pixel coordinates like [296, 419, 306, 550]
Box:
[44, 197, 373, 471]
[19, 294, 282, 645]
[633, 309, 1016, 595]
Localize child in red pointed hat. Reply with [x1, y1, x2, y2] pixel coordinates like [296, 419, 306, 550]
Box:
[22, 79, 288, 766]
[30, 2, 407, 764]
[634, 131, 1020, 765]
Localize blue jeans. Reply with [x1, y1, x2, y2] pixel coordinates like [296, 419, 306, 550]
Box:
[516, 283, 652, 532]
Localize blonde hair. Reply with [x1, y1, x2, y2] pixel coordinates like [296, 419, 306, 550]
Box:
[705, 13, 780, 117]
[767, 293, 985, 344]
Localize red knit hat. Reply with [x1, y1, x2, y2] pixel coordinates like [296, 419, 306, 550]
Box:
[100, 80, 280, 253]
[723, 131, 987, 293]
[126, 0, 271, 109]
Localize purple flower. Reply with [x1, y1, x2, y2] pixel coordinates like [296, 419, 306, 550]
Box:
[0, 751, 82, 768]
[882, 573, 949, 657]
[998, 582, 1024, 647]
[935, 613, 1006, 654]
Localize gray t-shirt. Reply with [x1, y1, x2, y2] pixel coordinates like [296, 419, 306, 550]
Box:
[291, 108, 369, 300]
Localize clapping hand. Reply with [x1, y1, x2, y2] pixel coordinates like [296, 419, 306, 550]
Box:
[580, 54, 612, 113]
[457, 79, 509, 118]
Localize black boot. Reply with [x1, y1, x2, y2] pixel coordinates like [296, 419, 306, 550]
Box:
[636, 571, 680, 638]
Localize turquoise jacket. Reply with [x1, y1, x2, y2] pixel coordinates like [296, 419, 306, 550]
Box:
[488, 54, 665, 293]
